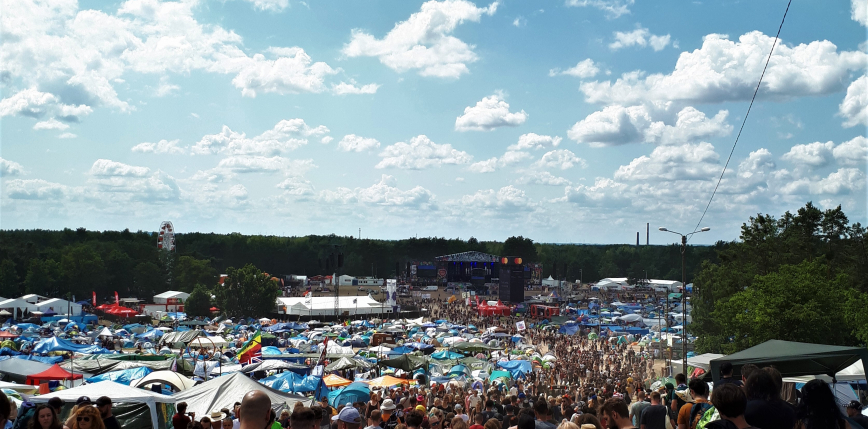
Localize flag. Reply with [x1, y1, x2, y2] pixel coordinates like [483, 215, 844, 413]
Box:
[114, 291, 119, 304]
[237, 330, 262, 364]
[353, 298, 357, 304]
[343, 320, 350, 326]
[92, 292, 96, 306]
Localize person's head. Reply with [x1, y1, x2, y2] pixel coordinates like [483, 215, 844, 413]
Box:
[73, 405, 105, 429]
[474, 413, 484, 424]
[405, 411, 424, 429]
[483, 419, 501, 429]
[504, 405, 514, 416]
[222, 417, 234, 429]
[95, 396, 112, 418]
[47, 398, 63, 415]
[240, 391, 274, 429]
[740, 364, 759, 382]
[635, 391, 644, 401]
[710, 384, 746, 420]
[744, 369, 779, 401]
[517, 414, 535, 429]
[333, 404, 363, 429]
[485, 400, 494, 410]
[674, 374, 686, 385]
[574, 413, 602, 429]
[451, 417, 469, 429]
[796, 379, 845, 428]
[649, 391, 661, 405]
[600, 398, 629, 427]
[846, 401, 863, 418]
[533, 400, 549, 419]
[177, 402, 188, 415]
[688, 379, 708, 399]
[30, 404, 60, 429]
[762, 366, 783, 393]
[720, 362, 734, 377]
[555, 422, 578, 429]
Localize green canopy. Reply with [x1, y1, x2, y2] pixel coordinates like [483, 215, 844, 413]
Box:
[457, 356, 486, 369]
[550, 316, 570, 325]
[668, 293, 682, 300]
[709, 340, 868, 383]
[326, 357, 375, 372]
[377, 354, 428, 372]
[452, 342, 501, 352]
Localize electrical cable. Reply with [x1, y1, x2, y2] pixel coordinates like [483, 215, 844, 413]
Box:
[689, 0, 793, 242]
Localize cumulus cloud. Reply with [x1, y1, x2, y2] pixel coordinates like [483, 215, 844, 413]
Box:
[216, 156, 313, 173]
[853, 0, 868, 26]
[568, 105, 731, 146]
[192, 119, 329, 156]
[533, 149, 586, 170]
[320, 174, 434, 207]
[132, 139, 185, 154]
[832, 136, 867, 167]
[609, 27, 671, 51]
[0, 158, 25, 177]
[342, 0, 498, 78]
[468, 151, 531, 173]
[338, 134, 381, 152]
[839, 75, 867, 128]
[509, 133, 562, 151]
[781, 141, 835, 168]
[376, 135, 472, 169]
[455, 94, 528, 131]
[332, 81, 380, 95]
[737, 148, 776, 184]
[781, 168, 866, 195]
[90, 159, 151, 177]
[0, 88, 92, 124]
[277, 176, 315, 196]
[460, 186, 531, 210]
[229, 47, 339, 97]
[515, 171, 571, 186]
[4, 179, 68, 200]
[614, 142, 719, 181]
[580, 32, 868, 105]
[549, 59, 600, 78]
[33, 118, 70, 130]
[243, 0, 289, 12]
[565, 0, 634, 19]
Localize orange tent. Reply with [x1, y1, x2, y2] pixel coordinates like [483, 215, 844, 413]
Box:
[365, 375, 410, 387]
[323, 374, 353, 387]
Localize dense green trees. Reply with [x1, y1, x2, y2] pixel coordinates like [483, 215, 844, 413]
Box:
[501, 236, 539, 262]
[215, 264, 280, 318]
[184, 284, 213, 318]
[693, 203, 868, 354]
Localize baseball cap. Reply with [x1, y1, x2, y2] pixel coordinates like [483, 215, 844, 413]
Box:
[332, 406, 362, 424]
[847, 400, 862, 409]
[76, 396, 92, 406]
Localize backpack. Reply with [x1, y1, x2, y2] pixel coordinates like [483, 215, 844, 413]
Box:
[11, 401, 37, 429]
[694, 406, 719, 429]
[689, 403, 714, 429]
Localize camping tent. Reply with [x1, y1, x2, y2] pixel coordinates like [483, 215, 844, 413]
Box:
[323, 374, 353, 387]
[85, 367, 152, 385]
[32, 337, 109, 354]
[325, 357, 374, 372]
[709, 340, 868, 384]
[132, 370, 197, 392]
[25, 364, 83, 385]
[172, 372, 310, 416]
[377, 355, 428, 372]
[328, 381, 370, 408]
[29, 380, 174, 429]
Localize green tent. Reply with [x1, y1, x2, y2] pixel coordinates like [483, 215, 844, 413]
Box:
[709, 340, 868, 383]
[377, 354, 428, 372]
[452, 342, 501, 352]
[489, 370, 511, 381]
[326, 357, 374, 372]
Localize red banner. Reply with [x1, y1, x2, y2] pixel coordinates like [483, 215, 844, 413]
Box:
[92, 292, 96, 306]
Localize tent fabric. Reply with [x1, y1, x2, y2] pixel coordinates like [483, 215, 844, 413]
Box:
[782, 360, 866, 384]
[0, 381, 38, 394]
[709, 340, 868, 383]
[131, 370, 197, 392]
[173, 372, 310, 416]
[63, 357, 187, 376]
[365, 376, 410, 387]
[259, 372, 321, 393]
[323, 374, 352, 387]
[241, 360, 309, 374]
[558, 323, 579, 336]
[325, 357, 374, 372]
[25, 364, 83, 384]
[489, 370, 511, 381]
[377, 355, 428, 372]
[430, 350, 463, 360]
[31, 337, 109, 354]
[496, 360, 532, 379]
[686, 353, 726, 371]
[86, 366, 152, 385]
[328, 381, 370, 408]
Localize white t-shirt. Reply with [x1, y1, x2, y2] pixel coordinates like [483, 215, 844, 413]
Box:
[509, 387, 518, 396]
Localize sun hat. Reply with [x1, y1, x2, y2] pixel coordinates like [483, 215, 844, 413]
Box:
[209, 411, 227, 420]
[381, 399, 397, 411]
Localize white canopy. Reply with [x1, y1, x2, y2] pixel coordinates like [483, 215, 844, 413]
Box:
[29, 381, 172, 426]
[188, 336, 230, 348]
[131, 370, 197, 392]
[687, 353, 726, 371]
[172, 372, 310, 416]
[782, 360, 866, 383]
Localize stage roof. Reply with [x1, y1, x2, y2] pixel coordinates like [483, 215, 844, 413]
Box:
[435, 251, 500, 262]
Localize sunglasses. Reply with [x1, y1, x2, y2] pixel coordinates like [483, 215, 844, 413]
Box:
[76, 417, 91, 422]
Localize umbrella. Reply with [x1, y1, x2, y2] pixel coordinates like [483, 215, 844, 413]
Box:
[365, 376, 410, 387]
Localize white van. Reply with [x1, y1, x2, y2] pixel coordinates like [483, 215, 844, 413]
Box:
[422, 285, 439, 291]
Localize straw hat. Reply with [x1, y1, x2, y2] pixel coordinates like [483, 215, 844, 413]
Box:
[209, 411, 227, 421]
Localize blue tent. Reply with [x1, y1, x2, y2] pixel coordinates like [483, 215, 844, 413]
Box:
[259, 372, 320, 393]
[328, 381, 370, 408]
[13, 354, 62, 364]
[497, 360, 532, 379]
[86, 367, 152, 385]
[405, 342, 434, 351]
[32, 337, 110, 355]
[558, 323, 579, 336]
[430, 350, 462, 360]
[261, 346, 283, 356]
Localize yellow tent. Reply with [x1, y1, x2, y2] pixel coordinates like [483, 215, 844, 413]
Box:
[323, 374, 353, 387]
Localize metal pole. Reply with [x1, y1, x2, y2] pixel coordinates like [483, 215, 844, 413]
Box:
[681, 235, 687, 375]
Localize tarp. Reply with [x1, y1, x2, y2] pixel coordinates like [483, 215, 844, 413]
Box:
[558, 323, 579, 336]
[323, 374, 352, 387]
[497, 360, 532, 379]
[131, 370, 197, 392]
[158, 330, 203, 346]
[29, 381, 174, 429]
[62, 357, 190, 376]
[173, 372, 310, 416]
[687, 353, 726, 371]
[0, 358, 68, 384]
[489, 370, 511, 381]
[31, 337, 110, 354]
[325, 357, 374, 372]
[430, 350, 463, 360]
[365, 375, 410, 387]
[241, 360, 309, 374]
[709, 340, 868, 384]
[452, 342, 501, 351]
[86, 366, 152, 385]
[259, 372, 321, 393]
[783, 360, 866, 384]
[377, 355, 428, 372]
[25, 364, 83, 384]
[328, 381, 370, 408]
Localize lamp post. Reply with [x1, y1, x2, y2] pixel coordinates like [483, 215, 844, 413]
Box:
[658, 226, 710, 376]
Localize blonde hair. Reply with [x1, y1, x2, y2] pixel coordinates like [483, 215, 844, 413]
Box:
[556, 422, 578, 429]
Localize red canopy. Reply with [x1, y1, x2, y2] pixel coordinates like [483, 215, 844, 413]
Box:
[25, 364, 83, 385]
[95, 304, 115, 310]
[209, 307, 219, 312]
[0, 331, 18, 339]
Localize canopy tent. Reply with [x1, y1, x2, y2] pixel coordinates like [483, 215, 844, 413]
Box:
[172, 372, 311, 416]
[709, 340, 868, 384]
[496, 360, 532, 379]
[325, 357, 374, 372]
[783, 360, 866, 384]
[29, 381, 174, 429]
[328, 382, 370, 408]
[377, 355, 428, 372]
[323, 374, 353, 387]
[85, 367, 152, 385]
[686, 353, 726, 371]
[131, 370, 197, 392]
[365, 375, 410, 387]
[63, 357, 187, 376]
[188, 336, 230, 349]
[25, 364, 83, 385]
[241, 360, 309, 374]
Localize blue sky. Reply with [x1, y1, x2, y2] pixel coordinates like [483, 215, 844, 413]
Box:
[1, 0, 866, 244]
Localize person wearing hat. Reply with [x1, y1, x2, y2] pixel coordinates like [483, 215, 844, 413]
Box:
[454, 405, 468, 423]
[380, 399, 400, 429]
[333, 404, 363, 429]
[64, 397, 92, 429]
[95, 397, 120, 429]
[846, 401, 868, 429]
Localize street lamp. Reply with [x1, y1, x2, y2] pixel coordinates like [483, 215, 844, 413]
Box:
[658, 226, 711, 377]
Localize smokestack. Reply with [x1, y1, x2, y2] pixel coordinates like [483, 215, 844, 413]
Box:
[636, 232, 640, 247]
[647, 223, 649, 245]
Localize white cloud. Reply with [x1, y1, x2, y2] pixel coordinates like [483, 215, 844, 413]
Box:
[781, 141, 835, 168]
[33, 118, 70, 130]
[154, 76, 180, 97]
[4, 179, 68, 200]
[332, 81, 380, 95]
[132, 139, 184, 154]
[243, 0, 289, 12]
[580, 32, 868, 105]
[839, 75, 867, 128]
[460, 186, 531, 210]
[320, 174, 434, 207]
[533, 149, 586, 170]
[609, 27, 671, 51]
[320, 136, 334, 144]
[342, 0, 498, 78]
[565, 0, 634, 19]
[550, 59, 600, 78]
[614, 142, 719, 181]
[277, 176, 315, 196]
[58, 133, 77, 139]
[455, 94, 528, 131]
[0, 88, 92, 124]
[468, 151, 531, 173]
[229, 47, 338, 97]
[515, 171, 571, 186]
[192, 119, 329, 156]
[216, 156, 313, 173]
[509, 133, 562, 151]
[89, 170, 181, 202]
[468, 157, 499, 173]
[376, 135, 472, 169]
[568, 105, 731, 147]
[338, 134, 381, 152]
[737, 148, 776, 184]
[853, 0, 868, 26]
[0, 158, 25, 177]
[513, 16, 526, 27]
[90, 159, 151, 177]
[832, 136, 867, 167]
[782, 168, 866, 195]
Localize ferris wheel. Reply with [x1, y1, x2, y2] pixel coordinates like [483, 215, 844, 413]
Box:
[158, 221, 176, 251]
